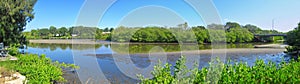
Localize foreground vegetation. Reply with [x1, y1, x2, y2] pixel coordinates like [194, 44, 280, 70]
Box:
[0, 46, 79, 83]
[0, 1, 80, 83]
[138, 56, 300, 84]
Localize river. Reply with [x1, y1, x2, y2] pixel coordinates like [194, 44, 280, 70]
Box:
[24, 43, 289, 84]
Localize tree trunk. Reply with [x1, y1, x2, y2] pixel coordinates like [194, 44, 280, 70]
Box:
[0, 37, 2, 43]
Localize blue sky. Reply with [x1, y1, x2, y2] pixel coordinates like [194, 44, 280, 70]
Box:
[25, 0, 300, 32]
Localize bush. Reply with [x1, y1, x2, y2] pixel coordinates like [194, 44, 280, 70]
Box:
[139, 56, 300, 84]
[7, 44, 20, 56]
[0, 54, 79, 83]
[286, 22, 300, 55]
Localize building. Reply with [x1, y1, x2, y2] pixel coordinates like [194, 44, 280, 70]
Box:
[102, 32, 111, 34]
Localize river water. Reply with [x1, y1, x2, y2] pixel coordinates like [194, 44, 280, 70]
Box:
[24, 43, 290, 84]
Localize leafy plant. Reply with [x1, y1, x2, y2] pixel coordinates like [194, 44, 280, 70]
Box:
[7, 44, 20, 56]
[139, 56, 300, 84]
[0, 54, 79, 83]
[286, 22, 300, 55]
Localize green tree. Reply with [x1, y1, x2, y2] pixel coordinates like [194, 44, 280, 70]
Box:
[227, 27, 253, 43]
[225, 22, 241, 31]
[39, 28, 50, 38]
[69, 27, 75, 35]
[192, 26, 209, 44]
[49, 26, 57, 36]
[0, 0, 37, 46]
[226, 31, 236, 43]
[95, 28, 102, 39]
[109, 28, 114, 32]
[104, 27, 109, 32]
[58, 27, 68, 36]
[243, 24, 263, 34]
[286, 23, 300, 54]
[31, 29, 39, 39]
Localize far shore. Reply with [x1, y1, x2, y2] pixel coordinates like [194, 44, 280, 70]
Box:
[29, 39, 103, 44]
[87, 48, 286, 57]
[29, 39, 206, 44]
[29, 39, 285, 45]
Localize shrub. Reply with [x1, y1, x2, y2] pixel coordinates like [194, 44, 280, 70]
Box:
[139, 56, 300, 84]
[7, 44, 20, 56]
[0, 54, 79, 83]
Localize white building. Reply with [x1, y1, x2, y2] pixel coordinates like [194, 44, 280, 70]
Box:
[102, 32, 111, 34]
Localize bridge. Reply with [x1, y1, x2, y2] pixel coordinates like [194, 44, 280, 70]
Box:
[254, 34, 287, 42]
[253, 19, 288, 42]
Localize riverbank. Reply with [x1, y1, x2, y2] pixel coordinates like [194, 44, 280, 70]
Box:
[254, 44, 288, 48]
[29, 39, 101, 44]
[29, 39, 200, 44]
[89, 48, 286, 57]
[29, 39, 282, 45]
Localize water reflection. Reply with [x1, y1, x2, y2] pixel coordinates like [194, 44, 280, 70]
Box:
[28, 43, 102, 51]
[25, 43, 287, 84]
[28, 43, 255, 53]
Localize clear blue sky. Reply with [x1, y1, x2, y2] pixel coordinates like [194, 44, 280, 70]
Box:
[25, 0, 300, 32]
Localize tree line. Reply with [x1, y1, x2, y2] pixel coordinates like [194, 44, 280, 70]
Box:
[23, 22, 284, 43]
[23, 26, 114, 40]
[110, 22, 283, 43]
[286, 22, 300, 56]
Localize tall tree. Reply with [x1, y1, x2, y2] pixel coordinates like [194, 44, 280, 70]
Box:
[95, 28, 102, 39]
[192, 26, 209, 44]
[58, 27, 68, 36]
[0, 0, 37, 46]
[225, 22, 241, 31]
[287, 23, 300, 47]
[39, 28, 50, 37]
[243, 24, 262, 34]
[31, 29, 39, 39]
[109, 28, 114, 32]
[104, 27, 109, 32]
[49, 26, 57, 36]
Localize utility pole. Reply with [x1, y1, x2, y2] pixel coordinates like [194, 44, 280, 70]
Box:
[272, 19, 275, 42]
[272, 19, 275, 31]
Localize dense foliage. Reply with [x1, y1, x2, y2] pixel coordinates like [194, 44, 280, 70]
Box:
[287, 23, 300, 47]
[0, 54, 79, 83]
[139, 56, 300, 84]
[286, 22, 300, 55]
[0, 0, 37, 46]
[131, 27, 177, 42]
[226, 27, 254, 43]
[23, 26, 114, 40]
[112, 22, 257, 43]
[24, 22, 284, 43]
